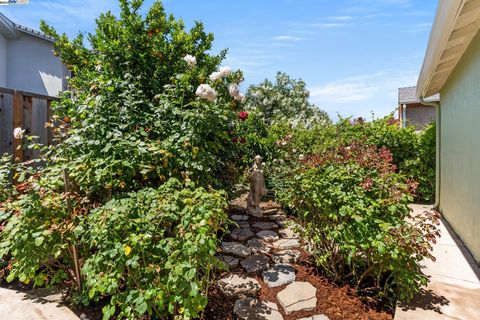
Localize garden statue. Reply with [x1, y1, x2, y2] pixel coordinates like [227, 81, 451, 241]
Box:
[247, 155, 267, 217]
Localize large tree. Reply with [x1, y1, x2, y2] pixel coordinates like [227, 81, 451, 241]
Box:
[244, 71, 330, 127]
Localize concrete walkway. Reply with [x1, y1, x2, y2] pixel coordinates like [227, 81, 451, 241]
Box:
[0, 287, 79, 320]
[395, 204, 480, 320]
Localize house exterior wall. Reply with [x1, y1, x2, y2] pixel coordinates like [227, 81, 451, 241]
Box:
[405, 103, 436, 130]
[440, 30, 480, 263]
[5, 32, 66, 96]
[0, 34, 7, 87]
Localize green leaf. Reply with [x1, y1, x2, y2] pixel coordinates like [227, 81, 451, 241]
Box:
[34, 236, 44, 246]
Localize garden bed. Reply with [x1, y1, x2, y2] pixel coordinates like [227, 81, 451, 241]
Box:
[205, 249, 393, 320]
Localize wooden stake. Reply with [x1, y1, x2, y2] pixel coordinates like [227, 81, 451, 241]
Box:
[63, 168, 82, 290]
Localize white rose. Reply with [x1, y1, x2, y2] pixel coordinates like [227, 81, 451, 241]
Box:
[229, 84, 240, 98]
[183, 54, 197, 67]
[209, 71, 222, 81]
[299, 154, 305, 161]
[195, 84, 217, 102]
[13, 127, 24, 139]
[219, 66, 232, 77]
[209, 66, 232, 81]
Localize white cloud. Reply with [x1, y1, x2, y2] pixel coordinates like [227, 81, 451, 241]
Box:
[309, 22, 350, 28]
[310, 70, 418, 104]
[328, 16, 356, 21]
[273, 35, 304, 41]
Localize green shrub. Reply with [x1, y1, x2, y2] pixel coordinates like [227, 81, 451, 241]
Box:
[0, 1, 237, 318]
[80, 179, 228, 319]
[273, 142, 439, 306]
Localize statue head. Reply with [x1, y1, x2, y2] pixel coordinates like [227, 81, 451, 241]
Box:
[254, 155, 262, 164]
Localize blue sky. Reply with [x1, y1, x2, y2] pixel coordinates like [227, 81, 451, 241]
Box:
[1, 0, 438, 120]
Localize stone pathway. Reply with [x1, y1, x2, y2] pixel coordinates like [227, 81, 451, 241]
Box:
[216, 201, 330, 320]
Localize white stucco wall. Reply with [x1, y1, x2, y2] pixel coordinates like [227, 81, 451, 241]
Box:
[440, 30, 480, 264]
[6, 32, 66, 96]
[0, 34, 7, 87]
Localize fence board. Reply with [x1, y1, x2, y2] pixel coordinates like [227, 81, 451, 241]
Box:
[22, 96, 33, 162]
[12, 93, 23, 162]
[32, 97, 48, 160]
[0, 92, 13, 156]
[0, 88, 55, 162]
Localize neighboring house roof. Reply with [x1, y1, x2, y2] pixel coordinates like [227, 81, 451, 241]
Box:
[417, 0, 480, 98]
[399, 86, 440, 104]
[0, 12, 54, 42]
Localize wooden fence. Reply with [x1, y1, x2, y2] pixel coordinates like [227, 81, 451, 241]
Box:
[0, 87, 56, 162]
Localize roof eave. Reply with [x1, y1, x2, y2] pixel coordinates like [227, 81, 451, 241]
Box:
[417, 0, 480, 98]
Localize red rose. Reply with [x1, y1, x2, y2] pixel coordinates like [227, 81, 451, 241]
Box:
[148, 30, 155, 37]
[232, 137, 239, 143]
[240, 137, 246, 144]
[238, 111, 249, 121]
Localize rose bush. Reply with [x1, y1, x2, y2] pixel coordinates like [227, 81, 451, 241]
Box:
[0, 0, 246, 318]
[271, 139, 439, 307]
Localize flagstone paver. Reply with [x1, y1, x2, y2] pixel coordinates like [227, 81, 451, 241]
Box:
[217, 274, 261, 298]
[241, 254, 270, 273]
[277, 282, 317, 314]
[263, 208, 279, 215]
[256, 230, 279, 242]
[222, 242, 252, 258]
[262, 264, 296, 288]
[230, 228, 255, 241]
[278, 228, 299, 239]
[231, 215, 249, 221]
[234, 297, 284, 320]
[247, 238, 272, 254]
[236, 221, 251, 228]
[272, 250, 301, 264]
[217, 254, 240, 268]
[273, 239, 300, 250]
[253, 222, 278, 230]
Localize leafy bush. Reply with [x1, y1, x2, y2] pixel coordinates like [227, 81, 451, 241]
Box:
[1, 1, 235, 318]
[40, 0, 245, 193]
[273, 142, 439, 305]
[80, 179, 227, 319]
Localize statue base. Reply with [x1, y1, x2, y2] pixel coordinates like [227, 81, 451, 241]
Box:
[247, 206, 263, 218]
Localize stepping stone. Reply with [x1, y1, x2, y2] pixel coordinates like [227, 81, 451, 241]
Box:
[230, 228, 255, 241]
[236, 221, 251, 228]
[277, 282, 317, 314]
[232, 215, 249, 221]
[298, 315, 330, 320]
[253, 222, 278, 230]
[241, 254, 270, 273]
[217, 274, 261, 298]
[247, 238, 272, 254]
[256, 230, 279, 242]
[270, 213, 287, 221]
[234, 297, 284, 320]
[278, 228, 299, 239]
[216, 254, 239, 268]
[222, 242, 252, 258]
[263, 208, 279, 215]
[262, 264, 296, 288]
[273, 239, 300, 250]
[272, 250, 301, 264]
